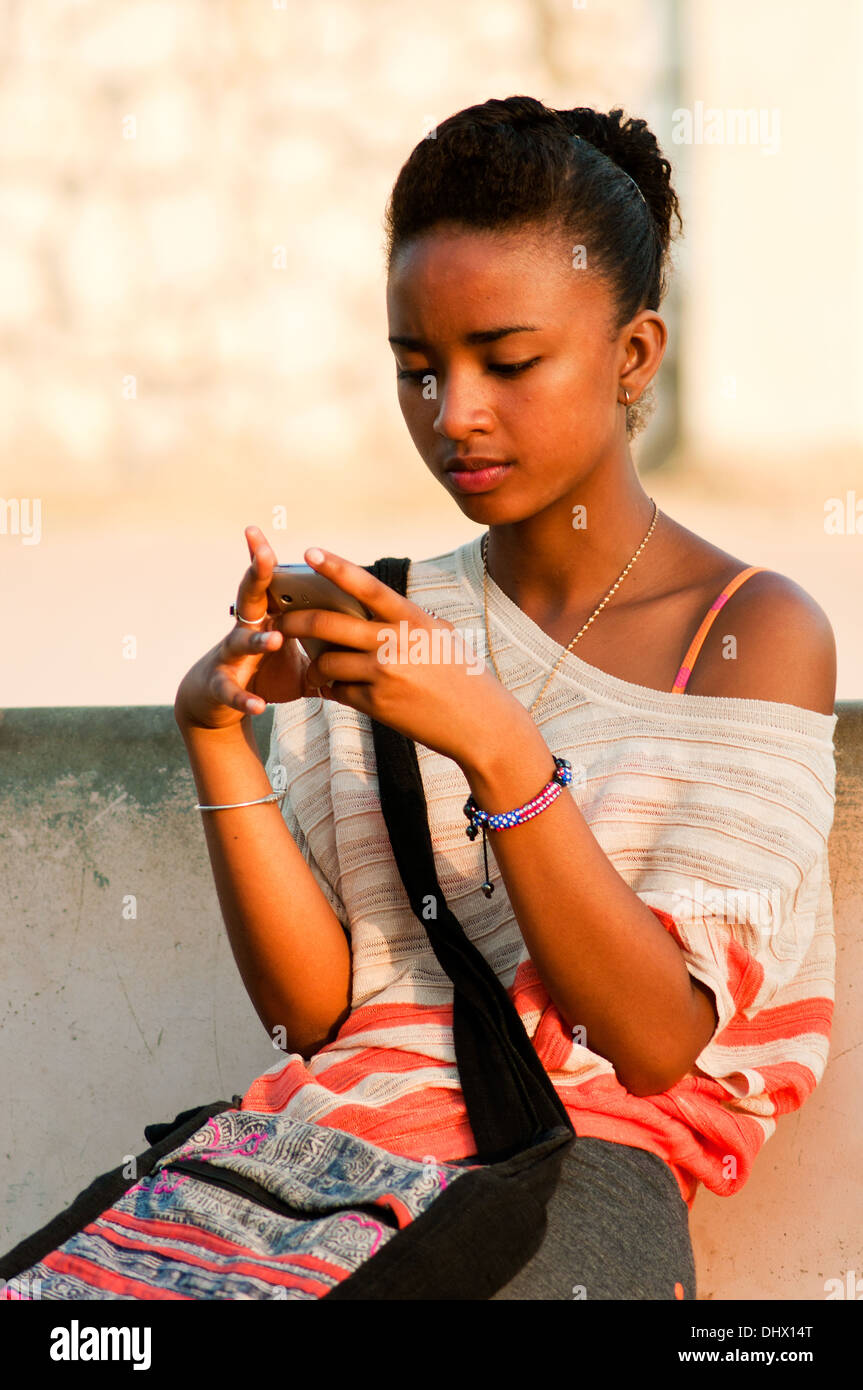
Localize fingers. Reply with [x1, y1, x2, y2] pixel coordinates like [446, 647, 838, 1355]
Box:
[209, 626, 285, 717]
[305, 649, 375, 690]
[303, 547, 411, 623]
[209, 663, 265, 716]
[219, 624, 283, 662]
[234, 525, 277, 624]
[277, 607, 380, 653]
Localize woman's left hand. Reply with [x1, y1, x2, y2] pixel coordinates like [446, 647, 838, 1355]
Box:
[280, 546, 534, 770]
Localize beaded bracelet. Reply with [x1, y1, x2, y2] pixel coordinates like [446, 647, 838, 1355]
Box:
[463, 756, 572, 897]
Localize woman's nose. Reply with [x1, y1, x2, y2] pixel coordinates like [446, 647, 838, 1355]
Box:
[432, 372, 495, 438]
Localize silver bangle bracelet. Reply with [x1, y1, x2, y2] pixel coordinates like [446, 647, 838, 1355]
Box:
[194, 790, 286, 812]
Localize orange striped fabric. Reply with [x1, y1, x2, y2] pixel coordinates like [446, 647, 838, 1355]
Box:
[240, 535, 837, 1212]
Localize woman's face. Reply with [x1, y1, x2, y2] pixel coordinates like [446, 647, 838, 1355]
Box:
[386, 221, 665, 521]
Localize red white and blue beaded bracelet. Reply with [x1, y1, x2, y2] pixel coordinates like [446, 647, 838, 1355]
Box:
[463, 756, 573, 897]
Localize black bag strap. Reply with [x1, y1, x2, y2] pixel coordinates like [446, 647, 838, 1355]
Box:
[363, 556, 574, 1164]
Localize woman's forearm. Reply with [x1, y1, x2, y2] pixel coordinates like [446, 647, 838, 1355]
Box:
[458, 710, 717, 1096]
[176, 710, 352, 1058]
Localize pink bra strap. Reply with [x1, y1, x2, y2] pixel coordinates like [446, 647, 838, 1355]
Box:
[671, 566, 767, 694]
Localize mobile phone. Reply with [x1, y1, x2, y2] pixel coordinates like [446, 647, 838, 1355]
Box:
[266, 564, 373, 663]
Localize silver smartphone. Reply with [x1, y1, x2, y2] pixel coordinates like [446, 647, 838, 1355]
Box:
[266, 564, 373, 663]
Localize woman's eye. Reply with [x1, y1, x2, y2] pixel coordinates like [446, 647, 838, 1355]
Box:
[489, 358, 541, 375]
[397, 358, 540, 381]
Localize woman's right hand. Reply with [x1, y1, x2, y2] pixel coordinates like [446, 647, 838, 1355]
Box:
[174, 525, 326, 732]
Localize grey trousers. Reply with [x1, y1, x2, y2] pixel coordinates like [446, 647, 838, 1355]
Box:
[464, 1136, 697, 1301]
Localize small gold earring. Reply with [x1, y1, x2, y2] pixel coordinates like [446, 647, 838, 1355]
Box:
[619, 387, 630, 406]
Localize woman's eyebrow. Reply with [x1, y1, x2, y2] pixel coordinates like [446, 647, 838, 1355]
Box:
[388, 324, 541, 349]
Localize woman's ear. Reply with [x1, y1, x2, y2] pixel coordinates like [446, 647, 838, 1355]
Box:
[617, 309, 667, 403]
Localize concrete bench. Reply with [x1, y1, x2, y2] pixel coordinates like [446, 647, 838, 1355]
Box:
[1, 703, 860, 1299]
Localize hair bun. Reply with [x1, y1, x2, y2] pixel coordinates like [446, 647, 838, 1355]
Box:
[559, 106, 680, 246]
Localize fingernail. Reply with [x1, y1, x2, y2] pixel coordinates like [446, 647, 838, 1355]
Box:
[305, 547, 325, 565]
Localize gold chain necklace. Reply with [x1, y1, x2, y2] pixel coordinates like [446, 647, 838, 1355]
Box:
[481, 498, 659, 714]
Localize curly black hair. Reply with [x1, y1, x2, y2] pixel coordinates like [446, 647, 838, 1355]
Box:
[383, 96, 683, 439]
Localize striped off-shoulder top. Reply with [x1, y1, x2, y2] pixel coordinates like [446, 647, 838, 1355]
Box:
[241, 536, 836, 1212]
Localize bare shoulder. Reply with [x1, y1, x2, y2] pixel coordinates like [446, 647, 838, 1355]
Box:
[658, 519, 837, 715]
[722, 569, 836, 713]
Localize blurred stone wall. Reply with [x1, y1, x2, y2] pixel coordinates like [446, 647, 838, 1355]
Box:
[0, 0, 670, 516]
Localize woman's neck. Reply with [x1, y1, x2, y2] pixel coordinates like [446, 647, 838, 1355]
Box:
[484, 486, 662, 624]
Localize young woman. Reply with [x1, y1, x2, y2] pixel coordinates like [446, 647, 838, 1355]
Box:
[174, 97, 837, 1299]
[9, 99, 837, 1302]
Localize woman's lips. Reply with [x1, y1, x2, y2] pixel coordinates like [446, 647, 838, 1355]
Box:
[445, 462, 513, 493]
